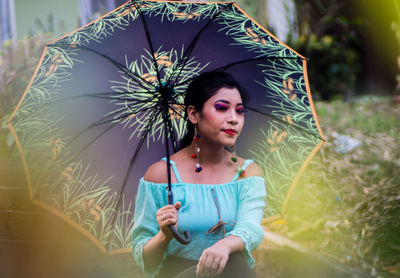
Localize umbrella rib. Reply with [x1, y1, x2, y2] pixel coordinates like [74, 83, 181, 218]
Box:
[105, 109, 161, 251]
[47, 122, 120, 179]
[246, 106, 325, 141]
[56, 94, 159, 104]
[213, 56, 302, 72]
[76, 122, 119, 156]
[166, 111, 179, 153]
[67, 104, 158, 146]
[173, 57, 302, 88]
[168, 104, 186, 124]
[66, 110, 125, 146]
[133, 2, 162, 87]
[17, 94, 158, 123]
[49, 44, 155, 93]
[168, 3, 233, 86]
[37, 91, 158, 106]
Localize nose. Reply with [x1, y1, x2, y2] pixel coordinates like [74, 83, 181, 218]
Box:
[227, 109, 238, 125]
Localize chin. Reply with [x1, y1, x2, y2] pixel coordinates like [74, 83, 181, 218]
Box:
[220, 138, 237, 147]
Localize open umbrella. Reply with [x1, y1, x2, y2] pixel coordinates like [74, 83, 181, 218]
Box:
[8, 0, 324, 254]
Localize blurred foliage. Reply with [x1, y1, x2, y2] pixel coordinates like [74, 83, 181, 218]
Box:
[219, 0, 264, 26]
[291, 0, 346, 37]
[267, 96, 400, 277]
[288, 0, 363, 100]
[293, 31, 361, 101]
[27, 13, 69, 38]
[0, 34, 53, 157]
[391, 0, 400, 92]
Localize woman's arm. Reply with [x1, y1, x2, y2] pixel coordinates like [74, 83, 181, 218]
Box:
[196, 162, 265, 276]
[140, 161, 180, 270]
[132, 161, 180, 275]
[196, 235, 244, 276]
[142, 202, 181, 269]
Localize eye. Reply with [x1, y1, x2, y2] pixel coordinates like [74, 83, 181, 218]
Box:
[236, 106, 247, 115]
[214, 103, 228, 111]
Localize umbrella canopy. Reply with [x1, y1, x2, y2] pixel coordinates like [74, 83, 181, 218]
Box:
[8, 0, 324, 254]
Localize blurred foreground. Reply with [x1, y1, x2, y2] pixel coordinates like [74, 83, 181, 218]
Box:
[0, 159, 141, 278]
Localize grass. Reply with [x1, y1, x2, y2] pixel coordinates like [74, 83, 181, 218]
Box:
[266, 96, 400, 277]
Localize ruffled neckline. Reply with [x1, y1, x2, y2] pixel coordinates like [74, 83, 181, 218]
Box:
[140, 175, 264, 187]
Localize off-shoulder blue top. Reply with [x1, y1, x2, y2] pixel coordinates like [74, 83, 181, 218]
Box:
[131, 159, 266, 277]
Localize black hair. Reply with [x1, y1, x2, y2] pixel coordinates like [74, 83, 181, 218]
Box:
[179, 71, 249, 150]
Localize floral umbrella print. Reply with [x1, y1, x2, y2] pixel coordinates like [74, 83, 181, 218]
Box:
[8, 0, 324, 254]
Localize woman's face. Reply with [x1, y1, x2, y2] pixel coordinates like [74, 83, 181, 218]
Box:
[194, 87, 245, 147]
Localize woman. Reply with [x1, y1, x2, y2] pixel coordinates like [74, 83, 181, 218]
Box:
[132, 72, 266, 278]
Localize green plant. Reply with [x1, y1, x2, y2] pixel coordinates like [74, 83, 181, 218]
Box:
[0, 34, 53, 157]
[288, 0, 363, 100]
[392, 0, 400, 92]
[267, 96, 400, 277]
[291, 24, 362, 100]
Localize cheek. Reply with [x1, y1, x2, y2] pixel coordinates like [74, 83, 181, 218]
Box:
[201, 112, 217, 126]
[204, 114, 214, 122]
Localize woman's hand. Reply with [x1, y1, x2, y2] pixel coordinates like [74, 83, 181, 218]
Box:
[156, 201, 181, 240]
[196, 242, 230, 277]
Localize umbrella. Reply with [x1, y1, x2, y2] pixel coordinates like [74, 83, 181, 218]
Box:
[8, 0, 324, 254]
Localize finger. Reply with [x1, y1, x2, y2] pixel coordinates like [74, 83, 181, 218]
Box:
[196, 253, 208, 276]
[161, 219, 177, 227]
[158, 209, 178, 221]
[157, 205, 175, 214]
[165, 207, 179, 216]
[202, 255, 215, 276]
[167, 210, 178, 218]
[210, 259, 220, 273]
[159, 214, 177, 225]
[174, 201, 181, 211]
[216, 257, 228, 275]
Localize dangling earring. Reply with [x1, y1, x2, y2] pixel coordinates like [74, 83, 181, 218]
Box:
[192, 126, 202, 173]
[231, 145, 237, 163]
[230, 145, 245, 177]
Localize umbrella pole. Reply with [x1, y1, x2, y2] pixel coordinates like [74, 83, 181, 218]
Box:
[163, 112, 191, 244]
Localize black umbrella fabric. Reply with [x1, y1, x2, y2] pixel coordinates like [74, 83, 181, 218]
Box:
[8, 0, 324, 254]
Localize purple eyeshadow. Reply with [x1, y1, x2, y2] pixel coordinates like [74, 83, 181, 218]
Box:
[214, 103, 228, 109]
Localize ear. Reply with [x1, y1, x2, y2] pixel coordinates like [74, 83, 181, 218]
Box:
[187, 105, 199, 125]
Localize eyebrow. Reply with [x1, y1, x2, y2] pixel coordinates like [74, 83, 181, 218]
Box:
[214, 99, 244, 106]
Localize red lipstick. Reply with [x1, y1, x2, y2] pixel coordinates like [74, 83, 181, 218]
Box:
[223, 129, 236, 135]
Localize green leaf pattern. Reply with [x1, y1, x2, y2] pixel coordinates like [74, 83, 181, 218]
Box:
[11, 1, 323, 251]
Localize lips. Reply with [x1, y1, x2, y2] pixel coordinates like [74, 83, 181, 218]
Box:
[223, 129, 237, 136]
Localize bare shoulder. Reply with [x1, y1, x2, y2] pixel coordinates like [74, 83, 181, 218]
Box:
[245, 161, 263, 177]
[143, 149, 188, 183]
[143, 160, 169, 183]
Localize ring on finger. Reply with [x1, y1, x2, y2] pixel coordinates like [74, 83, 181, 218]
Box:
[162, 213, 166, 221]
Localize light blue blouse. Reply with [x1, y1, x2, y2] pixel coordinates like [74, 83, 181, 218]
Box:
[131, 159, 266, 277]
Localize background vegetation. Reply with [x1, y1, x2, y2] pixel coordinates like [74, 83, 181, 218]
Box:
[1, 0, 399, 277]
[0, 34, 53, 157]
[266, 97, 400, 277]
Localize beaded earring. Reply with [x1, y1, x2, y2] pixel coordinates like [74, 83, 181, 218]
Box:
[230, 145, 245, 177]
[192, 126, 202, 173]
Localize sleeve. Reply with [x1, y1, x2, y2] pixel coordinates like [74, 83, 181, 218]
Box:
[226, 177, 266, 268]
[131, 179, 166, 278]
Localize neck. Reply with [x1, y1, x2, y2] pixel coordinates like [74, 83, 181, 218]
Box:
[190, 139, 228, 166]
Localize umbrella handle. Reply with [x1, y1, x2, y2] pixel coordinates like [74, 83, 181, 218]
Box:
[167, 191, 191, 244]
[169, 225, 191, 245]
